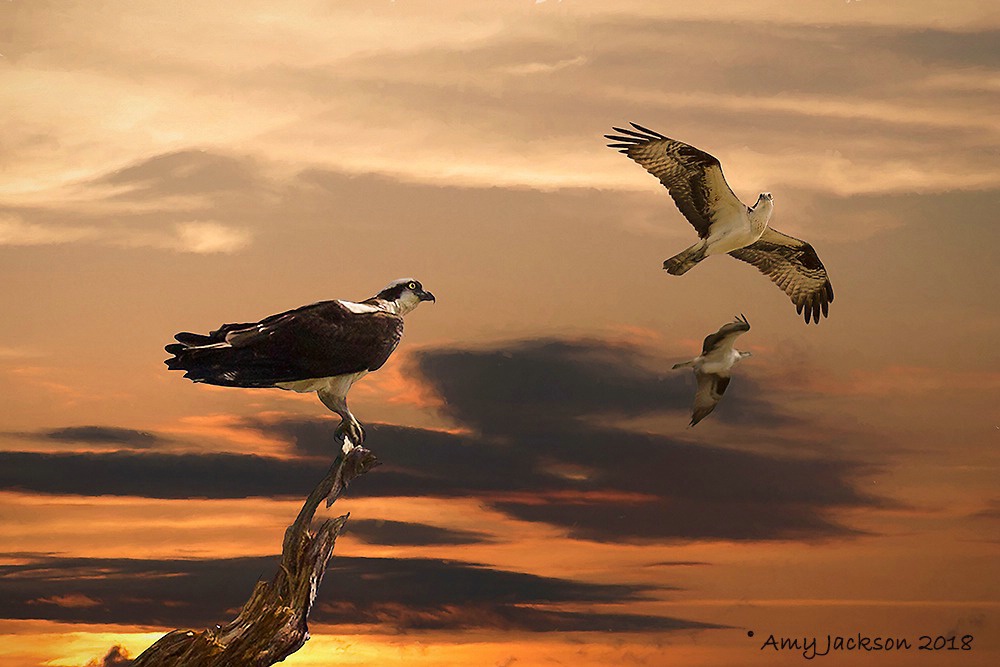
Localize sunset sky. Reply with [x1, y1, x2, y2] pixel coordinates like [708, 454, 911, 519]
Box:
[1, 1, 998, 665]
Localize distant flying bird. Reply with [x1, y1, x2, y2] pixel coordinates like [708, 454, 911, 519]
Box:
[672, 315, 752, 427]
[165, 278, 435, 443]
[606, 123, 834, 323]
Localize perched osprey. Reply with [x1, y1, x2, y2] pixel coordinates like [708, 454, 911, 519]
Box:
[673, 315, 752, 427]
[606, 123, 834, 323]
[165, 278, 435, 443]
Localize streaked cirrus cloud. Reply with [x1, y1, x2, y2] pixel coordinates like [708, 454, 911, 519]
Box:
[0, 213, 249, 254]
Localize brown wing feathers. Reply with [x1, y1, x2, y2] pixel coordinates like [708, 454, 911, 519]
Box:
[728, 229, 834, 324]
[165, 301, 404, 386]
[605, 123, 734, 239]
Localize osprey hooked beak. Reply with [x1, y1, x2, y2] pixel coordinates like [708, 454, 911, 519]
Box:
[417, 289, 436, 303]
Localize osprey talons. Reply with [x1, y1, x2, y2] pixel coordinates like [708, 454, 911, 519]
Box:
[336, 417, 366, 446]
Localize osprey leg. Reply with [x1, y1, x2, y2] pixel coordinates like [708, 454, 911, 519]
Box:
[318, 387, 366, 444]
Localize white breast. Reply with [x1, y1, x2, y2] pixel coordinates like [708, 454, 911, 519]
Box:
[275, 377, 330, 393]
[700, 346, 741, 375]
[276, 370, 369, 394]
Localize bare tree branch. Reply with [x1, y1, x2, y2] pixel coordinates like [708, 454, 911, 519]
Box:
[132, 436, 379, 667]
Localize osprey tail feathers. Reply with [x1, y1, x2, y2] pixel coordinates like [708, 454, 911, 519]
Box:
[663, 241, 708, 275]
[165, 341, 279, 387]
[672, 359, 696, 370]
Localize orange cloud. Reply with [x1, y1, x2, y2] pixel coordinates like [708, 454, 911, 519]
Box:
[29, 594, 102, 609]
[3, 365, 93, 406]
[0, 491, 298, 560]
[160, 413, 291, 456]
[603, 325, 666, 348]
[352, 351, 444, 410]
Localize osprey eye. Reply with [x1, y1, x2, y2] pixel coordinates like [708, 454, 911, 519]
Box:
[408, 282, 417, 290]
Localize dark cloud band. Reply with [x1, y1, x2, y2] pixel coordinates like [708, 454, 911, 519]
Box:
[0, 554, 711, 633]
[1, 337, 883, 543]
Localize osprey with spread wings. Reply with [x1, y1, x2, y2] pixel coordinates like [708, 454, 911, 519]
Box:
[673, 315, 753, 427]
[606, 123, 834, 323]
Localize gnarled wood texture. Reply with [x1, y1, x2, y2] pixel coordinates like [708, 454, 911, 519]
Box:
[132, 437, 379, 667]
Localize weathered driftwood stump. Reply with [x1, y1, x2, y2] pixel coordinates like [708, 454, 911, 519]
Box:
[132, 437, 379, 667]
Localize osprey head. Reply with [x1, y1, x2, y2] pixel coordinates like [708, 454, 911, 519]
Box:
[750, 192, 774, 223]
[375, 278, 435, 315]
